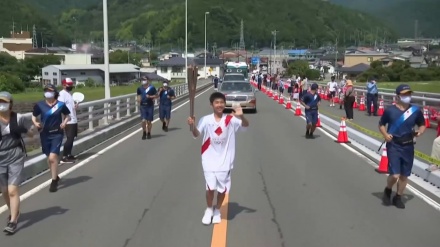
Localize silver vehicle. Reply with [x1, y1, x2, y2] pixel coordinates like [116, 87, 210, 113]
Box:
[222, 73, 247, 82]
[219, 81, 256, 113]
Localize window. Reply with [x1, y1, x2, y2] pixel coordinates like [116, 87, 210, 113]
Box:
[171, 67, 182, 73]
[53, 79, 58, 84]
[367, 57, 373, 62]
[161, 67, 168, 73]
[80, 72, 86, 75]
[44, 72, 48, 75]
[53, 72, 57, 76]
[61, 72, 67, 75]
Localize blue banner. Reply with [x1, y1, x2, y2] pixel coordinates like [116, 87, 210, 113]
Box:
[251, 57, 260, 65]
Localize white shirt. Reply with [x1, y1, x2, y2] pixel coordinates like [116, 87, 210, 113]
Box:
[197, 114, 247, 172]
[327, 81, 338, 92]
[58, 90, 77, 124]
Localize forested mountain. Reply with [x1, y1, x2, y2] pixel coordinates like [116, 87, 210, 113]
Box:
[0, 0, 70, 45]
[330, 0, 440, 37]
[2, 0, 397, 48]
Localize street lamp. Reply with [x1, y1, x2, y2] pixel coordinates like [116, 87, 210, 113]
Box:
[103, 0, 110, 123]
[204, 12, 210, 79]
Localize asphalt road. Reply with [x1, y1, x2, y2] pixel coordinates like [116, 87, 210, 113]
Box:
[1, 87, 440, 246]
[317, 100, 437, 156]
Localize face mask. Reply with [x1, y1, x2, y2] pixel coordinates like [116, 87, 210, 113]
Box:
[0, 103, 10, 112]
[142, 80, 148, 85]
[66, 86, 73, 91]
[44, 92, 55, 99]
[163, 83, 168, 87]
[400, 95, 411, 104]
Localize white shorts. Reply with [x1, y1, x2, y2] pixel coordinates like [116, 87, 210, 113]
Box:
[204, 171, 231, 193]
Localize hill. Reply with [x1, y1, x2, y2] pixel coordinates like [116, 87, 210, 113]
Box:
[54, 0, 397, 48]
[0, 0, 70, 46]
[329, 0, 440, 37]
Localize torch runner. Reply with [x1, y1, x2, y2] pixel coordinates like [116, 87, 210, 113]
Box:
[188, 66, 198, 131]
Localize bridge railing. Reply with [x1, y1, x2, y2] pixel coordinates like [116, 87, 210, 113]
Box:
[20, 80, 209, 149]
[251, 81, 440, 193]
[316, 83, 440, 123]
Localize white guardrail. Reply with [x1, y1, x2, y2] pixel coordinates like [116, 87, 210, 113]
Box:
[22, 80, 208, 144]
[251, 81, 440, 193]
[316, 82, 440, 123]
[17, 79, 212, 182]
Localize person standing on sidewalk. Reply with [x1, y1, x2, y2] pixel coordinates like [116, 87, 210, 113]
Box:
[343, 80, 355, 120]
[0, 92, 34, 234]
[378, 84, 425, 209]
[366, 78, 378, 116]
[32, 84, 71, 193]
[137, 77, 157, 140]
[158, 81, 176, 132]
[58, 78, 78, 163]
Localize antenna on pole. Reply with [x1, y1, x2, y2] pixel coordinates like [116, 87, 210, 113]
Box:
[32, 25, 38, 48]
[239, 19, 245, 51]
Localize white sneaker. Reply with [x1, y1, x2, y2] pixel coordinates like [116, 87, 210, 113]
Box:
[202, 208, 213, 225]
[212, 208, 222, 224]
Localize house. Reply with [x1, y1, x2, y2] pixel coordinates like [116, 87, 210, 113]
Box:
[344, 50, 388, 67]
[25, 47, 93, 65]
[156, 57, 223, 80]
[41, 64, 141, 86]
[337, 63, 370, 78]
[0, 31, 33, 59]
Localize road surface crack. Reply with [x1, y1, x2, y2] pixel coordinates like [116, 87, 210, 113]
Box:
[122, 184, 165, 247]
[259, 166, 286, 247]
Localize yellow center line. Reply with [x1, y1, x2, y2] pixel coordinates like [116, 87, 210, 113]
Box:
[210, 193, 230, 247]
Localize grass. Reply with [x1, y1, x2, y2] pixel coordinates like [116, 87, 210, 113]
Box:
[355, 81, 440, 93]
[13, 81, 183, 103]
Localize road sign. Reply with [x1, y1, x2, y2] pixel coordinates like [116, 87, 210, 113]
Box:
[251, 57, 259, 65]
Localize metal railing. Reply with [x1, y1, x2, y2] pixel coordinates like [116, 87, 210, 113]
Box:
[253, 81, 440, 191]
[21, 80, 210, 147]
[316, 83, 440, 122]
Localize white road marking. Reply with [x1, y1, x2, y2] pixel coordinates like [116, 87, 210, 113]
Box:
[273, 91, 440, 211]
[0, 87, 213, 215]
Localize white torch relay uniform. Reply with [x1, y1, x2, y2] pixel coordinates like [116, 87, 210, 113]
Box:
[197, 113, 247, 193]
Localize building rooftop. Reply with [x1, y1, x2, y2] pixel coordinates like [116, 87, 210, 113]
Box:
[45, 64, 141, 73]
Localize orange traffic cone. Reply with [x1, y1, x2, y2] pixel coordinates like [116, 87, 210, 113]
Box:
[377, 99, 384, 116]
[358, 97, 366, 111]
[316, 112, 322, 127]
[353, 95, 358, 108]
[273, 92, 278, 100]
[375, 148, 389, 174]
[335, 118, 351, 143]
[423, 107, 431, 128]
[392, 96, 396, 105]
[295, 102, 302, 116]
[285, 99, 292, 109]
[279, 95, 284, 104]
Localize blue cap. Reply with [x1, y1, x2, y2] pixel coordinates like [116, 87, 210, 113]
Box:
[396, 84, 412, 95]
[311, 83, 319, 90]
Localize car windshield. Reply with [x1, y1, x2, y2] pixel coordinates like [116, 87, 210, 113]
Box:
[221, 83, 253, 92]
[223, 75, 244, 81]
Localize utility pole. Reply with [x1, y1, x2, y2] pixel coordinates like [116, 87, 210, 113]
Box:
[334, 37, 338, 79]
[271, 30, 278, 74]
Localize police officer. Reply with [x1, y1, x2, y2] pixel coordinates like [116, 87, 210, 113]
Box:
[136, 77, 157, 140]
[378, 84, 426, 209]
[158, 81, 176, 132]
[213, 75, 219, 91]
[0, 91, 34, 234]
[366, 78, 379, 116]
[32, 84, 71, 193]
[301, 83, 321, 139]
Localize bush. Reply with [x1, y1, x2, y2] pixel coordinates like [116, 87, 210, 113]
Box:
[0, 72, 25, 93]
